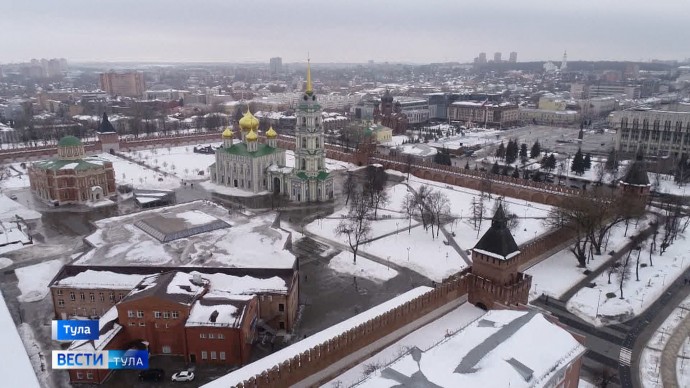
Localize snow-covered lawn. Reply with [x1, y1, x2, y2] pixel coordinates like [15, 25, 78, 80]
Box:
[327, 252, 398, 283]
[677, 336, 690, 388]
[0, 195, 42, 222]
[0, 163, 31, 189]
[639, 296, 690, 388]
[123, 144, 219, 181]
[360, 225, 464, 282]
[526, 222, 639, 301]
[306, 208, 411, 244]
[96, 153, 180, 190]
[15, 259, 63, 302]
[567, 226, 690, 326]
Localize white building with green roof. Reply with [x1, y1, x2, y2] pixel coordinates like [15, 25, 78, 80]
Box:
[209, 59, 333, 202]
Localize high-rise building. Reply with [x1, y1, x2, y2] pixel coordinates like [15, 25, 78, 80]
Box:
[509, 52, 517, 63]
[99, 71, 145, 98]
[270, 57, 283, 75]
[478, 52, 487, 64]
[494, 52, 502, 63]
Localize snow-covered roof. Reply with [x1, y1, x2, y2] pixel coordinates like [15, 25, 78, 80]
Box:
[185, 294, 251, 328]
[74, 201, 296, 269]
[356, 309, 586, 388]
[123, 271, 206, 306]
[396, 143, 438, 157]
[53, 270, 146, 290]
[193, 271, 287, 294]
[202, 286, 433, 388]
[68, 306, 122, 353]
[0, 290, 41, 388]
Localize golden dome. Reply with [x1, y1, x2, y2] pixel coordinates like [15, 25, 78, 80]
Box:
[238, 110, 259, 131]
[245, 129, 258, 142]
[222, 127, 234, 138]
[266, 126, 277, 138]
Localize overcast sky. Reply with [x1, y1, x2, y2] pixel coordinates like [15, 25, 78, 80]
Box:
[2, 0, 688, 64]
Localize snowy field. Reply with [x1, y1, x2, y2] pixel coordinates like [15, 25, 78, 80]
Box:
[15, 259, 63, 302]
[0, 195, 41, 221]
[567, 226, 690, 326]
[0, 290, 41, 388]
[525, 222, 641, 301]
[327, 252, 398, 283]
[122, 143, 219, 181]
[639, 296, 690, 388]
[96, 153, 180, 190]
[0, 163, 31, 190]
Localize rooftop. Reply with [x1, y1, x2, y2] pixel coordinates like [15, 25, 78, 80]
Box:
[185, 294, 252, 328]
[473, 205, 520, 260]
[75, 201, 295, 270]
[32, 156, 110, 171]
[356, 309, 585, 388]
[220, 142, 281, 158]
[122, 271, 206, 306]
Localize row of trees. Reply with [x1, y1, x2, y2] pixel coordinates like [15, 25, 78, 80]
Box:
[495, 139, 541, 165]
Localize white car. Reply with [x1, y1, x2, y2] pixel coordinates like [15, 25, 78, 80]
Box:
[171, 371, 195, 382]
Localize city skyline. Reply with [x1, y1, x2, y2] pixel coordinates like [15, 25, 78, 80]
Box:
[2, 0, 689, 64]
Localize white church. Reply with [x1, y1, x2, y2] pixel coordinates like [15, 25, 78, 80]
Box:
[209, 60, 334, 202]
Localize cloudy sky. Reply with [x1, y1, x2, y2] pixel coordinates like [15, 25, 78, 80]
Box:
[2, 0, 688, 64]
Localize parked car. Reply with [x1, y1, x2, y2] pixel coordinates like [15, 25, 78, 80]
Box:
[139, 368, 164, 382]
[171, 371, 195, 382]
[9, 194, 17, 200]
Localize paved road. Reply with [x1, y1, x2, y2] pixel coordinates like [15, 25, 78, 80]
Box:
[660, 307, 690, 387]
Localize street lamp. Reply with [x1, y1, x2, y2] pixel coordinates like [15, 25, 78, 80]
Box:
[596, 289, 602, 317]
[407, 247, 410, 262]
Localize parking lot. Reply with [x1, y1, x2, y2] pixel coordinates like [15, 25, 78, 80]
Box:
[101, 356, 235, 388]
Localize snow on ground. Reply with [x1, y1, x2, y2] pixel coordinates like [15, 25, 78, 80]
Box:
[677, 336, 690, 388]
[96, 153, 180, 190]
[0, 257, 12, 269]
[402, 176, 553, 250]
[0, 163, 31, 189]
[526, 222, 639, 301]
[653, 174, 690, 197]
[199, 180, 269, 197]
[202, 287, 433, 388]
[579, 379, 597, 388]
[306, 208, 410, 243]
[123, 143, 219, 180]
[15, 259, 63, 302]
[567, 225, 690, 326]
[0, 195, 42, 222]
[325, 302, 486, 387]
[639, 295, 690, 388]
[327, 252, 398, 283]
[17, 323, 49, 387]
[0, 291, 41, 388]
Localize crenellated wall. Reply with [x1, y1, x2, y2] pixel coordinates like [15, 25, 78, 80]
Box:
[231, 269, 472, 388]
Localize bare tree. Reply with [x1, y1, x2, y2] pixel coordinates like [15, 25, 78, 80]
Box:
[402, 193, 416, 234]
[618, 249, 633, 299]
[471, 196, 485, 233]
[544, 196, 598, 267]
[335, 192, 372, 264]
[343, 172, 356, 206]
[427, 190, 451, 239]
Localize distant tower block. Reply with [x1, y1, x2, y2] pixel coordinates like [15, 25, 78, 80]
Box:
[509, 52, 517, 63]
[561, 50, 568, 71]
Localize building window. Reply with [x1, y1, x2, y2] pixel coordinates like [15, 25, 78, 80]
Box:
[109, 293, 115, 302]
[209, 333, 215, 339]
[128, 322, 135, 326]
[86, 372, 93, 380]
[218, 333, 224, 339]
[200, 333, 206, 339]
[89, 293, 95, 302]
[279, 303, 285, 312]
[139, 321, 145, 327]
[279, 322, 285, 330]
[69, 292, 75, 301]
[127, 310, 135, 318]
[220, 352, 226, 360]
[56, 289, 63, 296]
[118, 294, 123, 301]
[163, 311, 170, 319]
[211, 351, 217, 360]
[137, 310, 144, 318]
[80, 292, 85, 301]
[58, 299, 65, 307]
[201, 351, 208, 360]
[154, 311, 161, 319]
[99, 293, 104, 302]
[76, 372, 83, 379]
[172, 311, 179, 319]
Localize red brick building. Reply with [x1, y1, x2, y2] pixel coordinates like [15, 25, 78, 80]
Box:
[28, 135, 116, 205]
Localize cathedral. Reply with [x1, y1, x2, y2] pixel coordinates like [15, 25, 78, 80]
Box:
[209, 60, 334, 202]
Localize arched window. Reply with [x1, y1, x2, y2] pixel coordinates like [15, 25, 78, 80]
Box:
[302, 137, 306, 148]
[642, 119, 649, 130]
[632, 118, 639, 130]
[301, 159, 306, 170]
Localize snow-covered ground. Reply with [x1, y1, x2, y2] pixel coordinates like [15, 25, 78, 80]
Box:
[0, 195, 41, 221]
[639, 296, 690, 388]
[15, 259, 63, 302]
[0, 290, 41, 388]
[0, 163, 31, 190]
[96, 153, 180, 190]
[567, 226, 690, 326]
[327, 252, 398, 283]
[0, 257, 12, 269]
[525, 222, 639, 301]
[122, 144, 219, 181]
[677, 336, 690, 388]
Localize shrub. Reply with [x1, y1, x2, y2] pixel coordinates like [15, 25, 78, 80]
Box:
[640, 263, 648, 268]
[606, 292, 617, 299]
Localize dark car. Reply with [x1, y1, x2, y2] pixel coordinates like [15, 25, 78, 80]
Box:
[139, 368, 164, 382]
